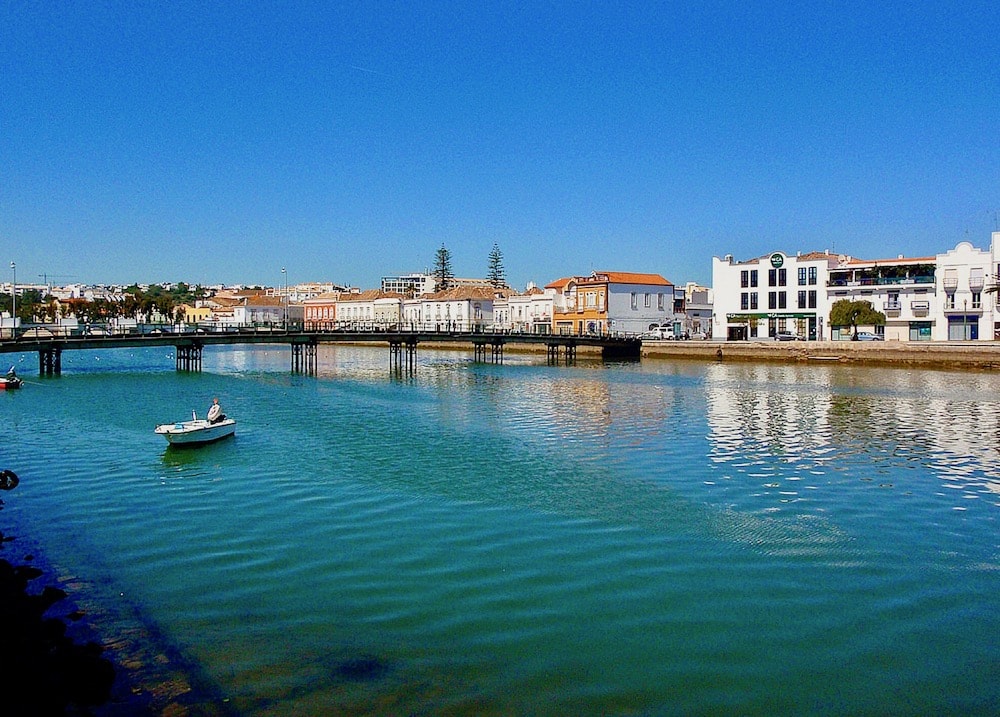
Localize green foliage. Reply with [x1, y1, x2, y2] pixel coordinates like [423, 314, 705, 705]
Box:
[830, 299, 885, 334]
[487, 243, 506, 288]
[433, 244, 454, 292]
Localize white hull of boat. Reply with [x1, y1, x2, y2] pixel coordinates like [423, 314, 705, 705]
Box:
[155, 418, 236, 445]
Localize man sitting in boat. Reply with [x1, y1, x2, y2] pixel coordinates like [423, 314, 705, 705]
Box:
[207, 397, 226, 424]
[6, 366, 15, 380]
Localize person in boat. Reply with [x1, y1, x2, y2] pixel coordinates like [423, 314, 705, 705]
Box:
[5, 366, 16, 380]
[207, 397, 226, 424]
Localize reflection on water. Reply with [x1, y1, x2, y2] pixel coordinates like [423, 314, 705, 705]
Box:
[1, 346, 998, 715]
[705, 362, 1000, 508]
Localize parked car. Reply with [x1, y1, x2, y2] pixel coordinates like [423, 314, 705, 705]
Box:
[642, 325, 675, 340]
[775, 331, 803, 341]
[854, 331, 884, 341]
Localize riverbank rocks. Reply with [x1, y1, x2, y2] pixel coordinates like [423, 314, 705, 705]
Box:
[0, 555, 115, 715]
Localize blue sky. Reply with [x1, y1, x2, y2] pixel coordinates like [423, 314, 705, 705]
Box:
[3, 2, 998, 290]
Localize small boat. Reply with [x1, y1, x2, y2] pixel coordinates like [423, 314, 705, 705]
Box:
[155, 411, 236, 446]
[0, 376, 22, 390]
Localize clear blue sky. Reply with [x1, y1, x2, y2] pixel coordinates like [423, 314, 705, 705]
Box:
[3, 2, 998, 291]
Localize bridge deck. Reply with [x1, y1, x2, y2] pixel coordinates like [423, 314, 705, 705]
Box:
[0, 328, 642, 374]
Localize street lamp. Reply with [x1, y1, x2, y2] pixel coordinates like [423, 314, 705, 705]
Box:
[9, 261, 14, 339]
[281, 267, 287, 329]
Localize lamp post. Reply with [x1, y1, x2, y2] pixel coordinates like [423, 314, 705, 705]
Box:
[281, 267, 287, 330]
[9, 261, 14, 339]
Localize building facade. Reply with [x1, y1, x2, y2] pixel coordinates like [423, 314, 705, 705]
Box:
[549, 271, 676, 336]
[713, 251, 839, 340]
[402, 286, 501, 331]
[714, 233, 1000, 341]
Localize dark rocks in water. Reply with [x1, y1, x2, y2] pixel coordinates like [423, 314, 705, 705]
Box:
[333, 654, 390, 682]
[0, 556, 116, 715]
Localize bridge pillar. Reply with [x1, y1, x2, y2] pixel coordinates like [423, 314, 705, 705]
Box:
[473, 342, 505, 364]
[39, 347, 62, 376]
[547, 343, 575, 365]
[175, 344, 203, 372]
[389, 338, 417, 374]
[291, 341, 317, 374]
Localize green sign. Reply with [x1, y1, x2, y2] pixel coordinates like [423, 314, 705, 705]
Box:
[727, 312, 815, 321]
[769, 253, 784, 268]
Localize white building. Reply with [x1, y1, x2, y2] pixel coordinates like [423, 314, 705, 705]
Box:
[825, 254, 938, 340]
[334, 290, 404, 328]
[496, 286, 553, 333]
[381, 274, 436, 296]
[713, 233, 1000, 342]
[402, 286, 501, 331]
[935, 240, 992, 341]
[712, 251, 839, 340]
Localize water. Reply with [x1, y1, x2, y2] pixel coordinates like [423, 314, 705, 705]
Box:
[1, 345, 998, 715]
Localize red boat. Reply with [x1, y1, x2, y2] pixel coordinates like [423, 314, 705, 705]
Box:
[0, 376, 22, 390]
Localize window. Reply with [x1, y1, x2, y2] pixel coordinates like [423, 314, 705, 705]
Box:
[585, 292, 597, 308]
[808, 290, 817, 309]
[808, 267, 817, 285]
[630, 292, 637, 309]
[972, 291, 982, 309]
[750, 292, 758, 310]
[657, 293, 664, 310]
[768, 269, 776, 287]
[741, 270, 749, 288]
[778, 292, 787, 309]
[946, 294, 955, 309]
[741, 293, 749, 310]
[768, 292, 777, 309]
[798, 268, 807, 286]
[750, 270, 758, 287]
[644, 293, 651, 308]
[797, 290, 807, 309]
[778, 268, 787, 287]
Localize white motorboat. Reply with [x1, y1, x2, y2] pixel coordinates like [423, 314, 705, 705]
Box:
[155, 411, 236, 446]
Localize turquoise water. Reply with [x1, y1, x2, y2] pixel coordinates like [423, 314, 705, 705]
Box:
[1, 345, 998, 715]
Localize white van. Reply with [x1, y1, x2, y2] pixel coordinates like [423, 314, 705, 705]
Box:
[642, 325, 675, 340]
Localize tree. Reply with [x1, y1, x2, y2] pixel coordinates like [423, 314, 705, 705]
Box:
[487, 243, 506, 289]
[830, 299, 885, 339]
[433, 244, 454, 292]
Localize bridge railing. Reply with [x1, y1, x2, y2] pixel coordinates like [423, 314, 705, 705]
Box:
[5, 320, 644, 343]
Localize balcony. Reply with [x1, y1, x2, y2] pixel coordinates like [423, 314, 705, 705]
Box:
[910, 300, 930, 316]
[883, 300, 901, 315]
[827, 275, 935, 288]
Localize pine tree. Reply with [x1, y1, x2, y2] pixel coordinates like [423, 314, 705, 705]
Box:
[487, 243, 506, 289]
[433, 244, 454, 292]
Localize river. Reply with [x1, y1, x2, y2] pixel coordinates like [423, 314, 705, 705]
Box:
[1, 344, 998, 715]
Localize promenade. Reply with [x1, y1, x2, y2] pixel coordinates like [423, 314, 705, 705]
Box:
[640, 339, 1000, 370]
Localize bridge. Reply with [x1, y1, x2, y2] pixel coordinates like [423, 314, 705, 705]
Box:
[0, 326, 642, 375]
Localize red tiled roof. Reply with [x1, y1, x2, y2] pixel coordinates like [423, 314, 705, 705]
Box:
[592, 271, 672, 286]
